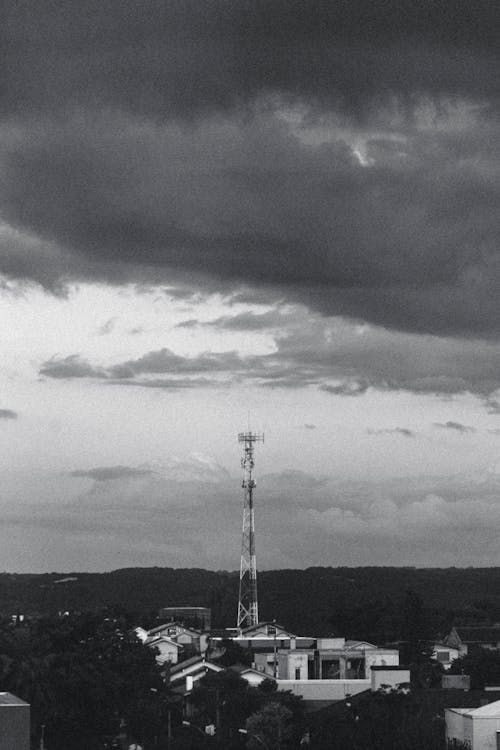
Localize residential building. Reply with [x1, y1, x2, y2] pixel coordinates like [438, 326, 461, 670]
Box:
[433, 642, 460, 670]
[446, 698, 500, 749]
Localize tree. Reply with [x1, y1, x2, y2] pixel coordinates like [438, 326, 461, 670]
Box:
[245, 702, 293, 750]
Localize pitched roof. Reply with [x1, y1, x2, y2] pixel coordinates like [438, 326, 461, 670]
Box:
[148, 622, 201, 636]
[170, 654, 206, 674]
[465, 699, 500, 717]
[0, 693, 29, 706]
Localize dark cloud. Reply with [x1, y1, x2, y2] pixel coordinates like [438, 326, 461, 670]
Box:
[0, 409, 17, 419]
[3, 1, 500, 120]
[202, 310, 286, 331]
[39, 355, 106, 379]
[4, 111, 500, 339]
[367, 428, 416, 438]
[69, 466, 154, 482]
[320, 381, 370, 397]
[109, 377, 218, 390]
[0, 2, 500, 338]
[37, 317, 500, 400]
[433, 421, 476, 433]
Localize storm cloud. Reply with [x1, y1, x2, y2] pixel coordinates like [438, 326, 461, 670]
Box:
[1, 1, 500, 338]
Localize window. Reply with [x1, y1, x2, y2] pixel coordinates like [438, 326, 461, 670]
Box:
[437, 651, 450, 662]
[295, 667, 301, 680]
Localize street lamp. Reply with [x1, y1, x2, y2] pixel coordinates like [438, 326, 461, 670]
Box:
[238, 728, 271, 750]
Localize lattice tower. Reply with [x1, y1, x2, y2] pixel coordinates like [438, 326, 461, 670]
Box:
[236, 431, 264, 628]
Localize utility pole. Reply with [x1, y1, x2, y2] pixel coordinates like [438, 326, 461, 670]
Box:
[236, 431, 264, 628]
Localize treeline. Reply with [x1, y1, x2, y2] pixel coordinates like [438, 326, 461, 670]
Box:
[4, 567, 500, 639]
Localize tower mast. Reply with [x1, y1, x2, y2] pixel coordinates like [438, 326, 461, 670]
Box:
[237, 431, 264, 628]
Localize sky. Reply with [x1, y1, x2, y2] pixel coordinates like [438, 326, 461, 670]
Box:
[2, 0, 500, 572]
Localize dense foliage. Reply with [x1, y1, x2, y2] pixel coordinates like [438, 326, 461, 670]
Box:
[0, 611, 166, 749]
[4, 566, 500, 638]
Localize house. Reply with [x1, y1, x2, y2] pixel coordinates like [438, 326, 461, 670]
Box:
[147, 622, 208, 655]
[253, 637, 399, 680]
[143, 635, 183, 666]
[168, 655, 224, 696]
[446, 698, 500, 749]
[446, 627, 500, 656]
[220, 622, 315, 652]
[432, 642, 460, 670]
[228, 664, 270, 687]
[0, 693, 30, 750]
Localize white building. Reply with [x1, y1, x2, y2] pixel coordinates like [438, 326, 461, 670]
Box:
[446, 699, 500, 749]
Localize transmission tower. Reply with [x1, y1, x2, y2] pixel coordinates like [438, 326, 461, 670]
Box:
[237, 431, 264, 628]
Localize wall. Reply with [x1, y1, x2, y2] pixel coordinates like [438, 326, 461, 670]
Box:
[364, 651, 399, 672]
[370, 668, 410, 692]
[277, 652, 308, 680]
[471, 715, 500, 750]
[442, 674, 471, 690]
[0, 703, 30, 750]
[276, 679, 370, 703]
[445, 709, 467, 746]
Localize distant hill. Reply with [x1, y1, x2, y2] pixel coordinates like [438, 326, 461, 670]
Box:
[4, 566, 500, 639]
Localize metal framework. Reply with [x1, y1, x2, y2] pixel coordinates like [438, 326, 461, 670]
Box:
[237, 431, 264, 628]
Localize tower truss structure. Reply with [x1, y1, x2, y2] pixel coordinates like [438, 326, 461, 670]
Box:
[237, 431, 264, 628]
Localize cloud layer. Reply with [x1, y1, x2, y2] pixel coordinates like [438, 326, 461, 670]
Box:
[1, 1, 500, 338]
[4, 457, 500, 570]
[38, 312, 500, 400]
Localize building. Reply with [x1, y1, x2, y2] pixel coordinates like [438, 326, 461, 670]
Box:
[446, 698, 500, 749]
[0, 693, 30, 750]
[253, 636, 399, 680]
[135, 620, 210, 665]
[446, 627, 500, 656]
[432, 642, 460, 670]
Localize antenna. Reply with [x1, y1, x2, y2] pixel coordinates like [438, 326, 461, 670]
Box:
[236, 431, 264, 628]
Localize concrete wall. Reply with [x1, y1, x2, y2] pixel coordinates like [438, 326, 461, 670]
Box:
[442, 674, 471, 690]
[276, 679, 370, 702]
[364, 651, 399, 672]
[316, 638, 345, 650]
[445, 709, 467, 746]
[471, 715, 500, 750]
[371, 668, 410, 692]
[277, 652, 308, 680]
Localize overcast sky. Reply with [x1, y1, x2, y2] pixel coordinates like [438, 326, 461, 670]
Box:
[2, 0, 500, 572]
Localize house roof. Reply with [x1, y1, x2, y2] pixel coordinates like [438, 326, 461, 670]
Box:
[454, 627, 500, 642]
[0, 693, 29, 706]
[148, 621, 201, 637]
[241, 622, 292, 635]
[229, 664, 270, 677]
[169, 656, 223, 683]
[460, 699, 500, 717]
[170, 654, 206, 674]
[144, 635, 180, 648]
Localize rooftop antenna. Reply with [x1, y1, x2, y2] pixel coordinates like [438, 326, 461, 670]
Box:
[237, 430, 264, 628]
